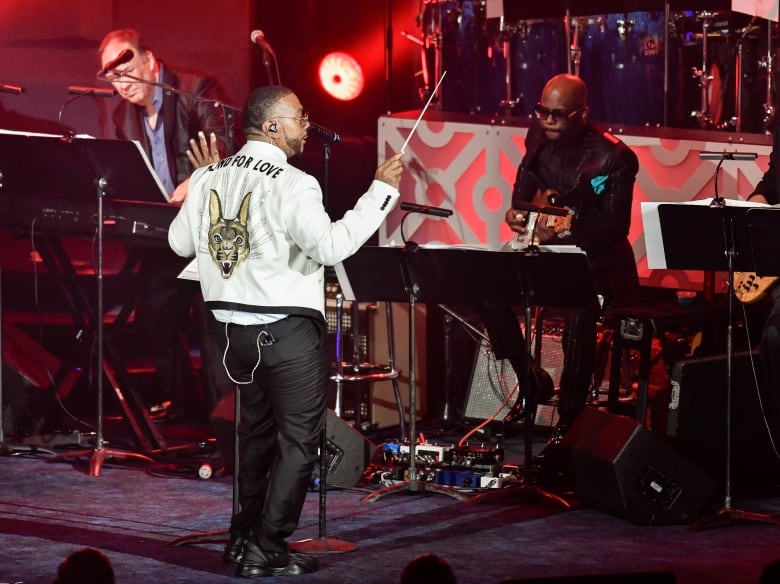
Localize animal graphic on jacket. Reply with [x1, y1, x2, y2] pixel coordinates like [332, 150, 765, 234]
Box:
[208, 189, 251, 279]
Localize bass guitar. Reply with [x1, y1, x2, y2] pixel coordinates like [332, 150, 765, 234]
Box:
[733, 271, 779, 304]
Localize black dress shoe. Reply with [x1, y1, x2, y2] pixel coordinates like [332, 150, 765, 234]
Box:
[237, 540, 318, 578]
[223, 535, 246, 564]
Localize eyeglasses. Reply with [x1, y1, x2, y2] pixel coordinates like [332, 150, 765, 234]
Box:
[274, 112, 309, 126]
[104, 66, 135, 82]
[533, 103, 585, 124]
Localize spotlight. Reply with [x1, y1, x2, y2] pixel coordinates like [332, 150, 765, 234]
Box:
[318, 52, 364, 101]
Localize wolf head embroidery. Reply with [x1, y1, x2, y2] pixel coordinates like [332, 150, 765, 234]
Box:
[208, 190, 251, 279]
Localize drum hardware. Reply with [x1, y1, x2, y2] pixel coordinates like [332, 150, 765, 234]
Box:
[567, 14, 581, 76]
[759, 20, 776, 133]
[399, 30, 430, 104]
[417, 0, 448, 109]
[690, 11, 718, 129]
[495, 16, 517, 114]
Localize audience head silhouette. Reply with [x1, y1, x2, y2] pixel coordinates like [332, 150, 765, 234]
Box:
[55, 548, 115, 584]
[400, 553, 457, 584]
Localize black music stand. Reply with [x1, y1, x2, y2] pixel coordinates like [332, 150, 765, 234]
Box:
[657, 202, 780, 529]
[0, 133, 168, 475]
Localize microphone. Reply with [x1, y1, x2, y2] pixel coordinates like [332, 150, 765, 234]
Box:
[68, 85, 117, 98]
[514, 201, 570, 217]
[250, 30, 276, 56]
[699, 151, 758, 161]
[98, 49, 134, 77]
[400, 202, 453, 218]
[0, 83, 24, 94]
[308, 122, 341, 143]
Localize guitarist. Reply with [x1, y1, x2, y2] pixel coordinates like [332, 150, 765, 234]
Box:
[745, 136, 780, 403]
[483, 74, 641, 450]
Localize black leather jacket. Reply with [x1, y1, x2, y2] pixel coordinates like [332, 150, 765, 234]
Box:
[111, 62, 237, 188]
[512, 121, 640, 305]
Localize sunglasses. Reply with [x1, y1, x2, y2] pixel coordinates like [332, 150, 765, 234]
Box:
[533, 103, 586, 124]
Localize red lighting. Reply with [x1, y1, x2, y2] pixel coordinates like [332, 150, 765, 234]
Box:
[318, 52, 364, 101]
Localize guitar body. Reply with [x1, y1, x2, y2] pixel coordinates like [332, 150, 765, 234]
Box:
[733, 272, 779, 304]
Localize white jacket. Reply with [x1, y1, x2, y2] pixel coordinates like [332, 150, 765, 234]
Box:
[168, 140, 399, 323]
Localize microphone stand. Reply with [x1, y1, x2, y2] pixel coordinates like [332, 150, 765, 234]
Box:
[258, 46, 282, 86]
[291, 129, 357, 554]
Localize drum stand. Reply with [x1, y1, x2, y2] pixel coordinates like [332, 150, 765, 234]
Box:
[691, 12, 717, 129]
[419, 3, 444, 108]
[761, 20, 776, 133]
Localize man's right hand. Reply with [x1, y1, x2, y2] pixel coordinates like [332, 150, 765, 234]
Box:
[374, 152, 404, 189]
[187, 131, 220, 168]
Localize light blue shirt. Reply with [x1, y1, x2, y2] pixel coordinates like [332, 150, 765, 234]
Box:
[143, 68, 175, 194]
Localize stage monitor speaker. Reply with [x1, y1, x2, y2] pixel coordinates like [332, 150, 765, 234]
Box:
[500, 571, 676, 583]
[667, 350, 780, 490]
[209, 394, 375, 487]
[561, 407, 715, 525]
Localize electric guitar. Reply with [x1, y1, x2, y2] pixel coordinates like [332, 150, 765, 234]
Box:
[733, 271, 779, 304]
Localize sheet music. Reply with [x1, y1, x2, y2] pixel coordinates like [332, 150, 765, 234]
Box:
[641, 199, 768, 269]
[129, 139, 170, 202]
[0, 128, 94, 139]
[732, 0, 778, 22]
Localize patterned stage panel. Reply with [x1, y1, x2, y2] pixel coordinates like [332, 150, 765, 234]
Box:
[378, 112, 772, 291]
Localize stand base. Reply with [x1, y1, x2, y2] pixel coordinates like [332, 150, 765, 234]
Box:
[47, 447, 155, 477]
[466, 476, 573, 508]
[170, 529, 228, 547]
[690, 505, 780, 531]
[361, 478, 471, 503]
[290, 537, 357, 553]
[0, 442, 58, 457]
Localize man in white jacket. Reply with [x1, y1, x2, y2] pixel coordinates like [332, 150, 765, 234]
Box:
[169, 85, 403, 578]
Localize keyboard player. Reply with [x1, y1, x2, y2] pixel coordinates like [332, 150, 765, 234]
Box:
[98, 28, 239, 422]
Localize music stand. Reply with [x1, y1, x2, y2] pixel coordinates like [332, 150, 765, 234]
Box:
[0, 133, 168, 475]
[466, 245, 597, 506]
[657, 202, 780, 528]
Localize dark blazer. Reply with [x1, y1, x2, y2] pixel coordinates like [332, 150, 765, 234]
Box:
[512, 120, 641, 306]
[111, 62, 237, 188]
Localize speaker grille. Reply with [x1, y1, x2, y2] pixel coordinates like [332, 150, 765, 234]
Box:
[463, 340, 518, 421]
[463, 325, 564, 423]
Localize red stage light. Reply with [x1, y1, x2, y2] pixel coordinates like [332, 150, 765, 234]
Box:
[318, 52, 364, 101]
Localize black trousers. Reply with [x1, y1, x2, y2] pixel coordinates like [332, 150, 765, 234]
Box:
[221, 315, 329, 554]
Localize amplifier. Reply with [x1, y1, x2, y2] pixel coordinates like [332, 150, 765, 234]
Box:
[463, 322, 564, 423]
